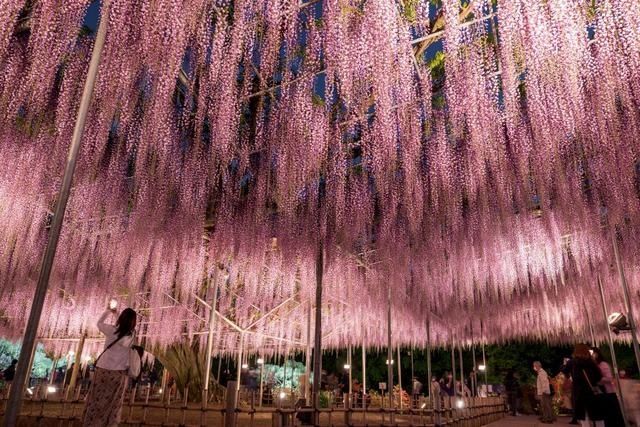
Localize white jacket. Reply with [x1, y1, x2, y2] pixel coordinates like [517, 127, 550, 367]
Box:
[96, 311, 134, 371]
[536, 368, 550, 395]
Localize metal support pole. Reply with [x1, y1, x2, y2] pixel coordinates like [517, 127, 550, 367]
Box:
[397, 345, 403, 410]
[458, 345, 464, 396]
[49, 358, 58, 385]
[471, 344, 477, 396]
[362, 344, 366, 404]
[259, 358, 264, 407]
[204, 277, 220, 395]
[586, 304, 596, 346]
[312, 242, 323, 423]
[387, 284, 394, 409]
[347, 344, 352, 398]
[451, 341, 457, 394]
[3, 2, 111, 424]
[597, 275, 628, 426]
[410, 348, 414, 398]
[305, 299, 312, 402]
[426, 319, 432, 401]
[66, 334, 86, 400]
[612, 230, 640, 374]
[236, 332, 244, 397]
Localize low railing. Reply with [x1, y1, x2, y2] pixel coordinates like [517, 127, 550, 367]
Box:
[0, 382, 506, 426]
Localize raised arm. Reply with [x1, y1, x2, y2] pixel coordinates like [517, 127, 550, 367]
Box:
[97, 310, 115, 335]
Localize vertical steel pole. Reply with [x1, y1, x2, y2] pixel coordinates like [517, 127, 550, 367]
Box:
[305, 299, 312, 402]
[361, 344, 366, 405]
[586, 305, 596, 346]
[426, 319, 432, 401]
[612, 230, 640, 374]
[387, 284, 394, 409]
[458, 345, 464, 396]
[347, 344, 352, 398]
[236, 332, 244, 398]
[410, 349, 414, 397]
[451, 340, 457, 396]
[471, 344, 477, 396]
[204, 277, 220, 395]
[397, 345, 403, 410]
[66, 334, 86, 400]
[312, 242, 323, 423]
[597, 275, 628, 426]
[2, 3, 111, 424]
[258, 358, 264, 408]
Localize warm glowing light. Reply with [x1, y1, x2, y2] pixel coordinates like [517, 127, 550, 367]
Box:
[47, 386, 57, 394]
[421, 403, 427, 409]
[456, 399, 465, 409]
[478, 364, 486, 372]
[386, 359, 394, 365]
[279, 392, 286, 399]
[109, 299, 118, 310]
[159, 388, 163, 394]
[26, 388, 33, 395]
[343, 364, 351, 370]
[242, 363, 248, 369]
[257, 358, 264, 365]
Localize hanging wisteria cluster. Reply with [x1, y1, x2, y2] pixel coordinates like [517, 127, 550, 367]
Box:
[0, 0, 639, 356]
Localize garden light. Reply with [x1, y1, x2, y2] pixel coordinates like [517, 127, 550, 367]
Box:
[47, 386, 57, 394]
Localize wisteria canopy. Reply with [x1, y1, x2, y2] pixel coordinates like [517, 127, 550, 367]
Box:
[0, 0, 639, 359]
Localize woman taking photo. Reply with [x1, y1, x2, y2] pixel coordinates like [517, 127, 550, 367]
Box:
[83, 305, 137, 427]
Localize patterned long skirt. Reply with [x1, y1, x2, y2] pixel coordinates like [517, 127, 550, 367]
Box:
[82, 368, 127, 427]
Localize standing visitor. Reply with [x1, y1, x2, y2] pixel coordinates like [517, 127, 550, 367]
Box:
[3, 359, 17, 384]
[533, 361, 554, 424]
[571, 343, 604, 427]
[504, 369, 520, 416]
[591, 348, 624, 427]
[440, 372, 454, 397]
[82, 306, 137, 427]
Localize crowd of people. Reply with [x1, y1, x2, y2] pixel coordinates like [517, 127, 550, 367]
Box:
[2, 306, 639, 427]
[504, 343, 628, 426]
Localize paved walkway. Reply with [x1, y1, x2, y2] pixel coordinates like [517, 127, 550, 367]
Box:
[484, 415, 574, 426]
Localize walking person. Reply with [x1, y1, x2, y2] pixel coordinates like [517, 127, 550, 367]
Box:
[571, 343, 605, 427]
[504, 369, 520, 416]
[82, 305, 137, 427]
[591, 348, 624, 427]
[533, 361, 555, 424]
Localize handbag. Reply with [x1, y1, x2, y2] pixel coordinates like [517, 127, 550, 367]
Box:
[582, 369, 602, 395]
